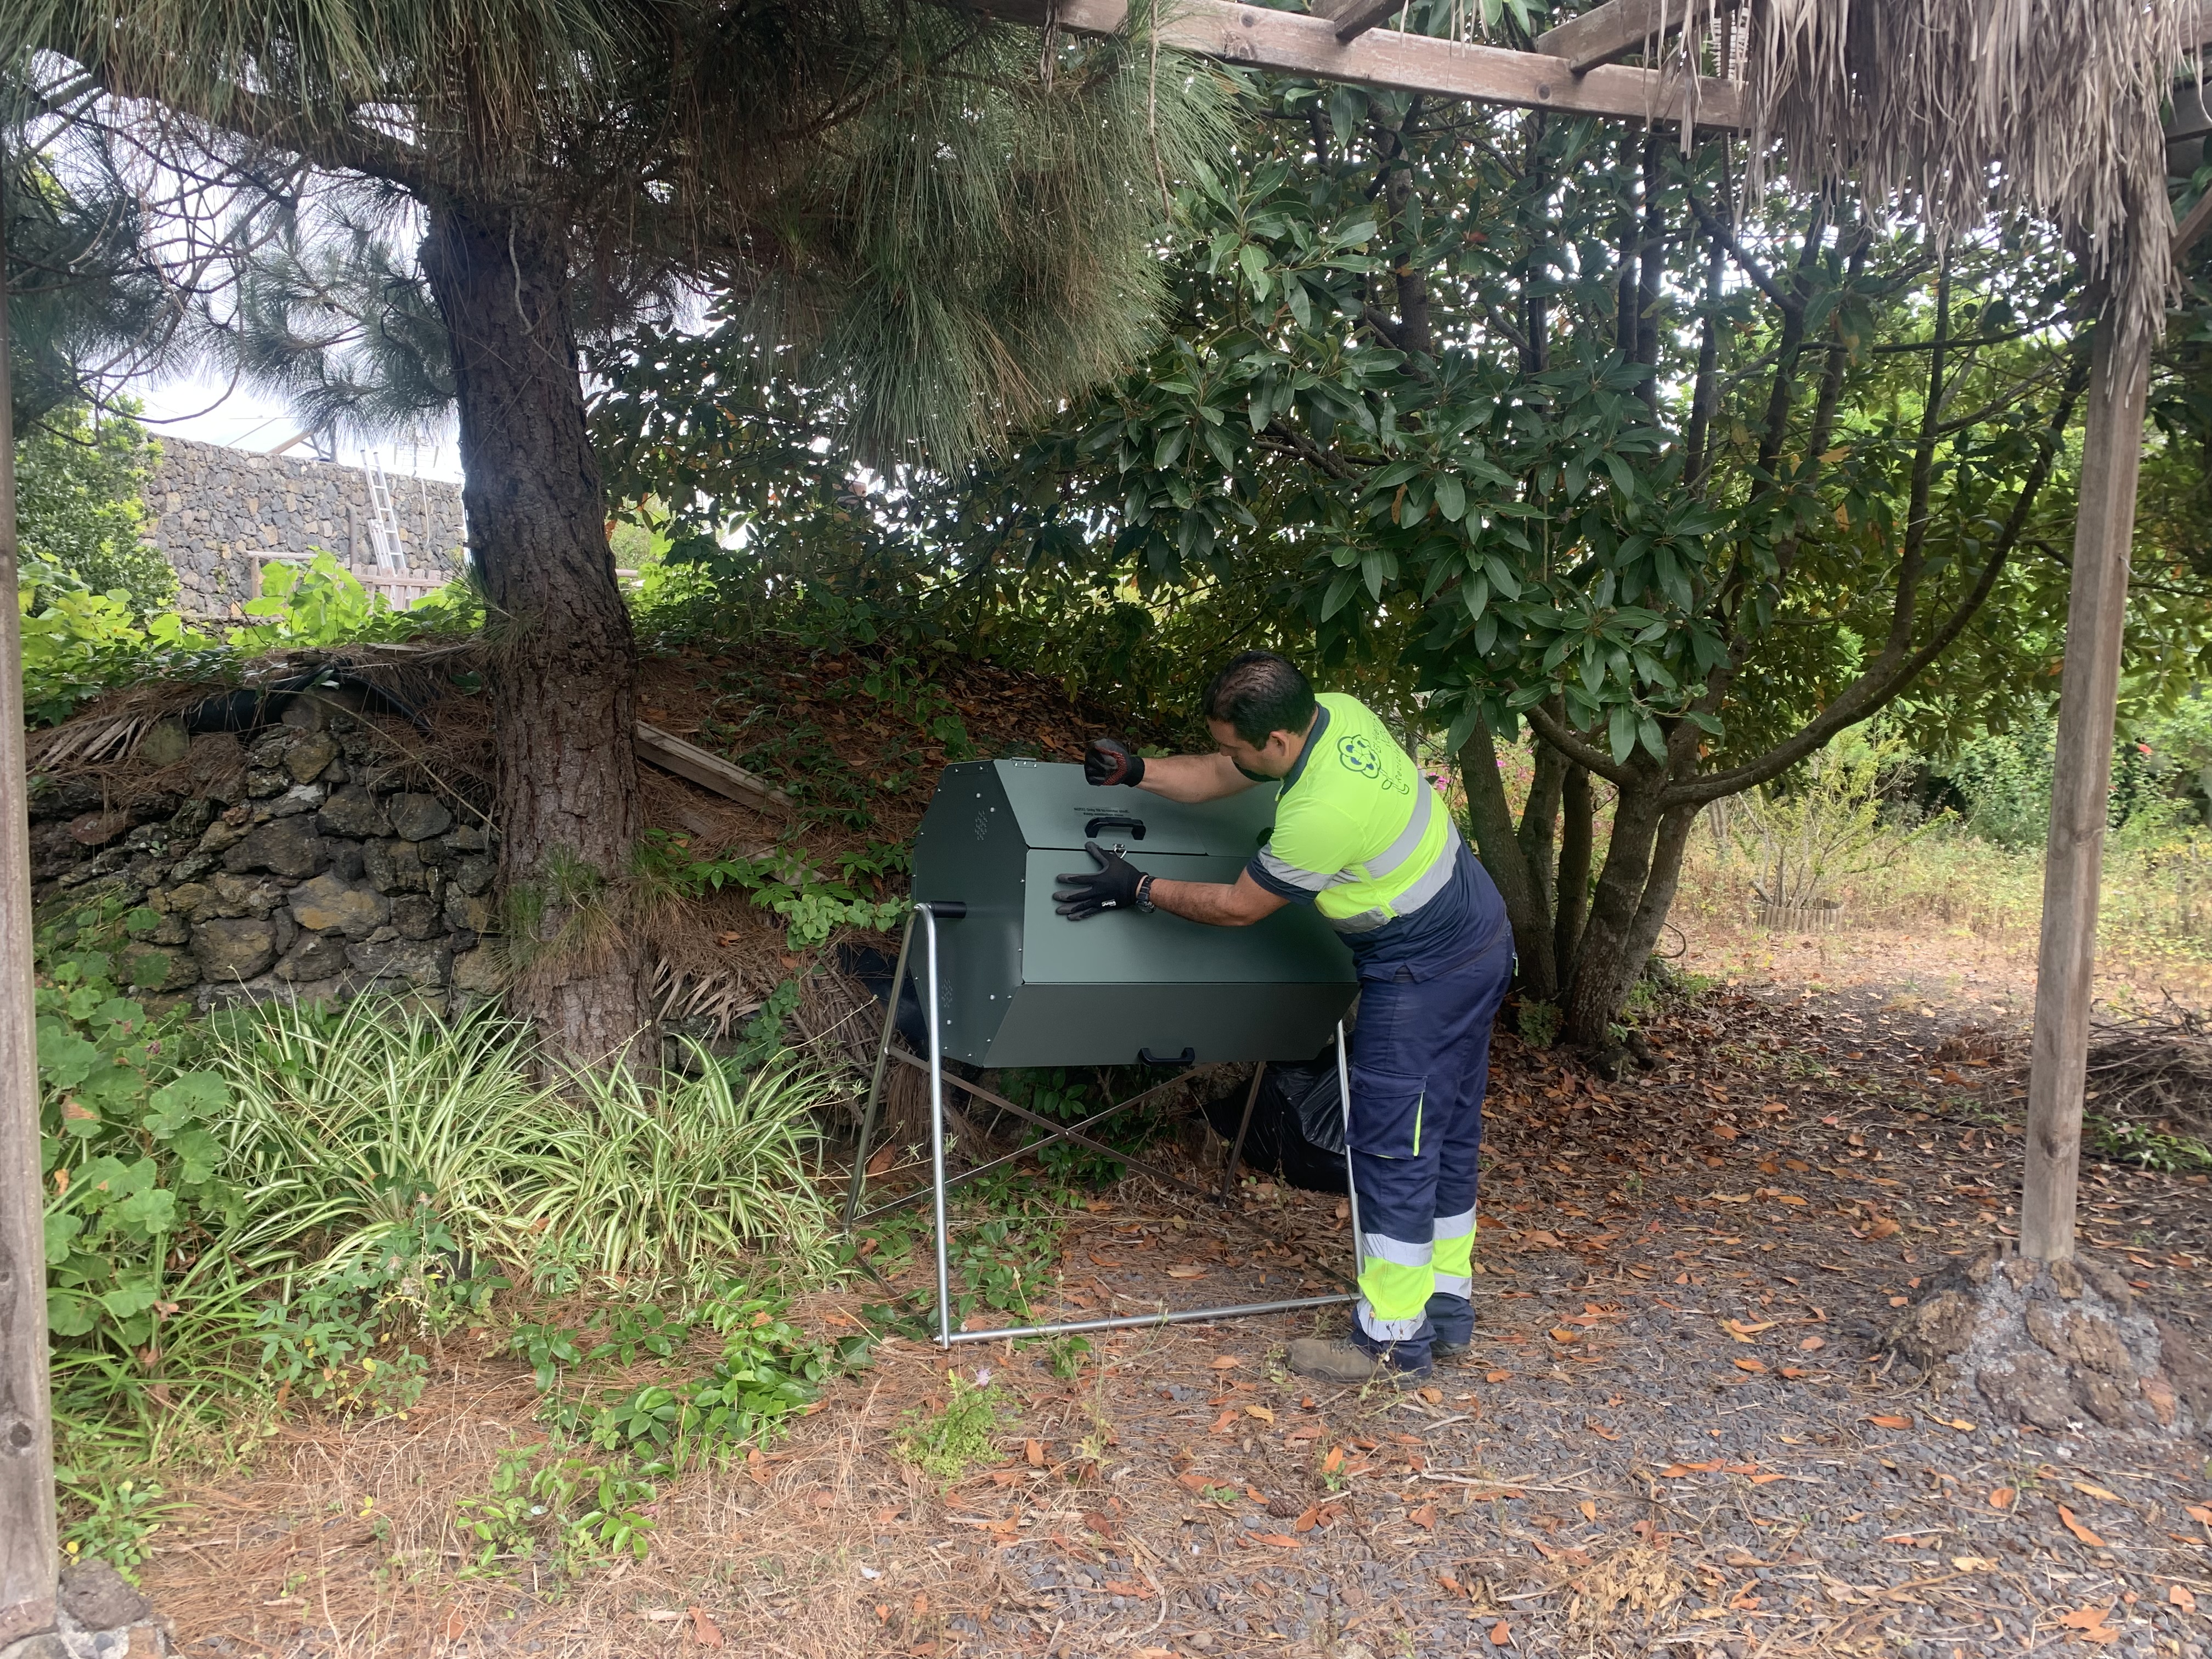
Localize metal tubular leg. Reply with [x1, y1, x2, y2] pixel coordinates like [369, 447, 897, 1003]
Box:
[890, 908, 1359, 1352]
[842, 909, 918, 1229]
[1336, 1019, 1364, 1296]
[849, 1061, 1232, 1228]
[944, 1293, 1352, 1346]
[923, 905, 954, 1350]
[1221, 1062, 1266, 1199]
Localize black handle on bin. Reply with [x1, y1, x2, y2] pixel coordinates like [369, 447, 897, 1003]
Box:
[1138, 1047, 1196, 1067]
[916, 900, 968, 919]
[1085, 815, 1146, 840]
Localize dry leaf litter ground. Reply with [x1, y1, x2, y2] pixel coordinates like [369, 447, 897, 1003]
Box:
[138, 960, 2212, 1659]
[54, 644, 2207, 1657]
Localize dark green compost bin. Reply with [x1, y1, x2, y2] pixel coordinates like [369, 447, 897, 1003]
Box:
[909, 760, 1356, 1068]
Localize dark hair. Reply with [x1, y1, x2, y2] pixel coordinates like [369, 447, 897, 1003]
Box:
[1201, 652, 1317, 746]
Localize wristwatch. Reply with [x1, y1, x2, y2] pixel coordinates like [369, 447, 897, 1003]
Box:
[1135, 874, 1156, 914]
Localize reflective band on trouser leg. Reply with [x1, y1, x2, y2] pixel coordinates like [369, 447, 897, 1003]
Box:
[1431, 1207, 1475, 1300]
[1356, 1232, 1434, 1342]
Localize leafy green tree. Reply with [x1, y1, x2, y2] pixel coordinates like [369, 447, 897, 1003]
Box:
[8, 0, 1223, 1059]
[627, 58, 2166, 1066]
[1041, 78, 2106, 1061]
[15, 402, 168, 613]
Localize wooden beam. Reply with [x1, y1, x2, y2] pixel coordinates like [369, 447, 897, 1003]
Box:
[1535, 0, 1672, 74]
[2176, 185, 2212, 258]
[0, 223, 59, 1647]
[635, 722, 794, 817]
[1318, 0, 1404, 44]
[1007, 0, 1747, 129]
[2019, 317, 2152, 1264]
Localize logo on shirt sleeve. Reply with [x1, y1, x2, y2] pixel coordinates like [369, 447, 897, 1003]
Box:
[1337, 733, 1383, 778]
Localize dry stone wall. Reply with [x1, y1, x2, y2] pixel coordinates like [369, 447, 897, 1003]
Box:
[141, 436, 467, 620]
[30, 699, 501, 1013]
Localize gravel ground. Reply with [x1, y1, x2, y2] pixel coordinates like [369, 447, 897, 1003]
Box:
[143, 979, 2212, 1658]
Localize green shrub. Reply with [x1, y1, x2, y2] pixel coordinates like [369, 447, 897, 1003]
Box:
[895, 1370, 1009, 1480]
[514, 1046, 837, 1296]
[455, 1443, 657, 1584]
[20, 551, 479, 726]
[37, 899, 249, 1415]
[208, 994, 541, 1273]
[16, 402, 169, 616]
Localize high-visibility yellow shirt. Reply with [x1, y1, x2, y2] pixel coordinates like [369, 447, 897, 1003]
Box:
[1244, 693, 1505, 977]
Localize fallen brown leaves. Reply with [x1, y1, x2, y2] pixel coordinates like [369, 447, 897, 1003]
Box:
[2057, 1505, 2109, 1549]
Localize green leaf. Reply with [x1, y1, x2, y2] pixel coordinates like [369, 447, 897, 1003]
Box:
[1321, 570, 1361, 620]
[1607, 704, 1637, 765]
[1238, 242, 1271, 300]
[99, 1281, 159, 1321]
[114, 1187, 178, 1235]
[1327, 86, 1366, 151]
[144, 1073, 229, 1138]
[47, 1290, 96, 1338]
[168, 1127, 222, 1187]
[1435, 473, 1466, 522]
[36, 1021, 101, 1090]
[44, 1211, 82, 1266]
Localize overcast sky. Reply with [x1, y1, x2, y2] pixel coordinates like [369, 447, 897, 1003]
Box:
[132, 366, 463, 484]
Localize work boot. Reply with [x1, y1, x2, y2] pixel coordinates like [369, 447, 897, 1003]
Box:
[1427, 1291, 1475, 1361]
[1287, 1336, 1431, 1384]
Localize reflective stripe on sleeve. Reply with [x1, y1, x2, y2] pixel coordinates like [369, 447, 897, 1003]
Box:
[1255, 845, 1343, 894]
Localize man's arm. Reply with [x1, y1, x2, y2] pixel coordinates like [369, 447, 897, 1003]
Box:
[1135, 752, 1256, 803]
[1147, 868, 1290, 927]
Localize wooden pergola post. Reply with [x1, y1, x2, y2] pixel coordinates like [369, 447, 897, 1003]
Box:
[2019, 316, 2152, 1263]
[2019, 190, 2212, 1263]
[0, 222, 59, 1641]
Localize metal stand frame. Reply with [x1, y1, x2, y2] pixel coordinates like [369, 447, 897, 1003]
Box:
[843, 904, 1363, 1350]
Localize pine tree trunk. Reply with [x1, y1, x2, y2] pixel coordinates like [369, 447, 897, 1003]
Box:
[421, 199, 653, 1068]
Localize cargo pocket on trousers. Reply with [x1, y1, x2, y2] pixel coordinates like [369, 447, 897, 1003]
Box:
[1346, 1064, 1429, 1160]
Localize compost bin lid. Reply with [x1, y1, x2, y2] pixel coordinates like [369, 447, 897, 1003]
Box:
[987, 759, 1277, 857]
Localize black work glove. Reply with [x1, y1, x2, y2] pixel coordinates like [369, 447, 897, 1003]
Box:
[1053, 840, 1144, 921]
[1084, 736, 1146, 788]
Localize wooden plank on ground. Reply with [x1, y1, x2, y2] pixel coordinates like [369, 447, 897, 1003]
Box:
[635, 722, 794, 816]
[996, 0, 1747, 128]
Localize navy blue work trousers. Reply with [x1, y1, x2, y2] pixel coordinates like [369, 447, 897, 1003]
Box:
[1344, 924, 1514, 1366]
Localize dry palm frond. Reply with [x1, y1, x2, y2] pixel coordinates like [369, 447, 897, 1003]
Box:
[1565, 1542, 1690, 1630]
[1748, 0, 2194, 348]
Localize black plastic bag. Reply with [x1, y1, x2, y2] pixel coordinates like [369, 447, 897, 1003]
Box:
[1203, 1046, 1350, 1194]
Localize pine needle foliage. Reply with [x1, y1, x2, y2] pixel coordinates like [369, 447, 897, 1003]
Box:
[9, 0, 1228, 463]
